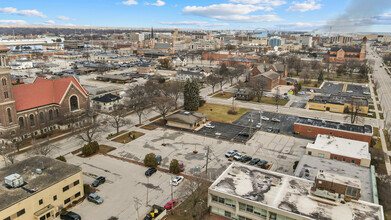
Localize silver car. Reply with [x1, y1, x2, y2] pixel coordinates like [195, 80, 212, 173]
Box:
[88, 193, 104, 204]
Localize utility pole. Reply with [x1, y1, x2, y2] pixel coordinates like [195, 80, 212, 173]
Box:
[205, 146, 210, 179]
[133, 197, 142, 220]
[146, 177, 149, 207]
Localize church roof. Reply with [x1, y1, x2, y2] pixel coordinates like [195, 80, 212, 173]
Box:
[12, 77, 87, 111]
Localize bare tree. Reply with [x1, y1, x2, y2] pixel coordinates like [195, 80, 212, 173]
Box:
[126, 85, 151, 125]
[250, 76, 266, 102]
[160, 81, 184, 109]
[205, 74, 220, 94]
[233, 64, 245, 83]
[0, 143, 16, 166]
[77, 115, 102, 143]
[217, 63, 229, 91]
[109, 104, 129, 134]
[31, 136, 56, 156]
[177, 175, 210, 219]
[152, 96, 175, 121]
[344, 98, 363, 124]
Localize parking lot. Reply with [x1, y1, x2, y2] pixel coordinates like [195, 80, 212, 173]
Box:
[319, 82, 371, 98]
[346, 84, 371, 98]
[105, 126, 310, 178]
[320, 82, 344, 95]
[232, 110, 299, 136]
[197, 121, 250, 143]
[66, 154, 184, 220]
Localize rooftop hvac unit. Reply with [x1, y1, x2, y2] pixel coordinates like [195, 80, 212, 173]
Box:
[4, 173, 24, 188]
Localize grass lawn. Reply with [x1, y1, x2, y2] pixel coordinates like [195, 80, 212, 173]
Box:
[213, 91, 234, 99]
[373, 127, 380, 137]
[378, 104, 382, 111]
[380, 113, 384, 120]
[383, 130, 391, 151]
[251, 96, 289, 106]
[369, 105, 375, 110]
[140, 124, 158, 130]
[373, 139, 383, 150]
[112, 131, 145, 144]
[106, 130, 127, 140]
[324, 72, 368, 83]
[196, 103, 250, 123]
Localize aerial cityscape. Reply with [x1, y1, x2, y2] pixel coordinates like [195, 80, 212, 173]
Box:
[0, 0, 391, 220]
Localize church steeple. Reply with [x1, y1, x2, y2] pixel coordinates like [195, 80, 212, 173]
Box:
[0, 45, 18, 136]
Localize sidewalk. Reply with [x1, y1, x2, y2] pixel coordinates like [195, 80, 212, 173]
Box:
[368, 74, 391, 175]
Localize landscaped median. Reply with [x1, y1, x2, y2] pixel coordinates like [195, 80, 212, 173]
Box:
[111, 131, 145, 144]
[195, 103, 250, 124]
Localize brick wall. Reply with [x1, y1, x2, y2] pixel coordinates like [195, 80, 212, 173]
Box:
[294, 123, 372, 145]
[329, 153, 361, 165]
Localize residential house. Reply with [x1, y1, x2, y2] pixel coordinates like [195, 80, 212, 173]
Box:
[91, 93, 122, 112]
[166, 111, 207, 129]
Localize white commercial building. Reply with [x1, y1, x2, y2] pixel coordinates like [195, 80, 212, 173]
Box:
[208, 163, 383, 220]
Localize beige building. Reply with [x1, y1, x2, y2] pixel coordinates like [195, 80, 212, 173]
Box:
[305, 134, 371, 167]
[208, 163, 383, 220]
[0, 156, 84, 220]
[166, 111, 207, 130]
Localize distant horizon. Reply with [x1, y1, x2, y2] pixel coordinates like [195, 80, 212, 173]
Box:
[0, 0, 390, 33]
[0, 24, 390, 35]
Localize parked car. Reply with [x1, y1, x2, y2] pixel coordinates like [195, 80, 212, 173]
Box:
[156, 155, 162, 165]
[225, 150, 238, 158]
[233, 153, 242, 161]
[240, 155, 252, 163]
[145, 168, 157, 176]
[273, 128, 280, 133]
[297, 91, 305, 95]
[271, 118, 281, 123]
[204, 123, 215, 128]
[257, 160, 268, 166]
[249, 158, 260, 165]
[164, 199, 178, 210]
[179, 163, 184, 172]
[170, 176, 184, 186]
[261, 116, 270, 121]
[238, 132, 249, 137]
[60, 211, 81, 220]
[266, 127, 273, 132]
[91, 176, 105, 187]
[87, 193, 104, 204]
[256, 123, 261, 129]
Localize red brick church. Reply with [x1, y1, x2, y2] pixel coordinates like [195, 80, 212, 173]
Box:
[0, 46, 90, 140]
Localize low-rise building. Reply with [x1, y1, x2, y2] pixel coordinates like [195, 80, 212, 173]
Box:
[305, 134, 371, 167]
[91, 93, 122, 112]
[257, 70, 280, 91]
[208, 163, 383, 220]
[0, 156, 84, 220]
[294, 117, 373, 144]
[307, 94, 369, 115]
[294, 154, 377, 203]
[166, 111, 207, 129]
[328, 46, 365, 63]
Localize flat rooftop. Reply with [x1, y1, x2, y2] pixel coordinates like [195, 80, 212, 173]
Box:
[210, 163, 383, 220]
[0, 156, 81, 211]
[307, 134, 370, 160]
[317, 171, 361, 188]
[295, 117, 372, 135]
[294, 155, 374, 203]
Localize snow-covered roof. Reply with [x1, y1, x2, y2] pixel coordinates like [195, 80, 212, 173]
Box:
[306, 134, 370, 160]
[210, 163, 383, 220]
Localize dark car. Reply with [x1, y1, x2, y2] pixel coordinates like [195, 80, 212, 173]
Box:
[273, 128, 280, 133]
[240, 155, 252, 163]
[156, 155, 162, 165]
[91, 176, 106, 187]
[60, 211, 81, 220]
[249, 158, 260, 165]
[145, 168, 157, 177]
[257, 160, 268, 166]
[238, 132, 249, 137]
